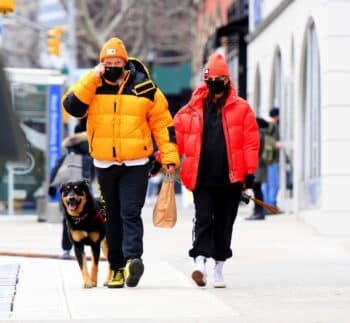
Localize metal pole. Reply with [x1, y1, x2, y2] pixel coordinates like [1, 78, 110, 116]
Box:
[7, 164, 14, 215]
[67, 0, 77, 135]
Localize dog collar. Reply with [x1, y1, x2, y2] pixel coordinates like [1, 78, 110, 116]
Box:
[72, 212, 88, 224]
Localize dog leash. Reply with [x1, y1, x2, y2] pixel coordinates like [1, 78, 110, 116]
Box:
[0, 250, 107, 261]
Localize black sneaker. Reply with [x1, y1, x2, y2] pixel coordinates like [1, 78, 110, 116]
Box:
[124, 258, 144, 287]
[60, 250, 71, 259]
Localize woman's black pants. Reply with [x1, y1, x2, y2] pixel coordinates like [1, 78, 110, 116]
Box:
[190, 183, 242, 261]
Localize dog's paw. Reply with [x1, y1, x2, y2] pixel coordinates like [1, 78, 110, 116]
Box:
[83, 280, 96, 288]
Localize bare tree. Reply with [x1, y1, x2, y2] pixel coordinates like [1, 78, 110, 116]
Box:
[60, 0, 195, 66]
[2, 0, 42, 68]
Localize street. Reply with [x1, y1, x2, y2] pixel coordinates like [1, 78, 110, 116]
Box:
[0, 202, 349, 322]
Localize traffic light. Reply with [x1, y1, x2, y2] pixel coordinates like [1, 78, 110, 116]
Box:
[0, 0, 15, 14]
[47, 27, 62, 56]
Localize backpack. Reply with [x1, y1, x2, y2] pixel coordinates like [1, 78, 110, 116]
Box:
[51, 152, 83, 186]
[261, 123, 277, 165]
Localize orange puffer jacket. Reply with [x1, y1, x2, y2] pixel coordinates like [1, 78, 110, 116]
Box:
[174, 83, 259, 191]
[62, 59, 180, 167]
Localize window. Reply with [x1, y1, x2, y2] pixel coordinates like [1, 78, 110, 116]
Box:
[301, 22, 321, 208]
[254, 66, 261, 115]
[253, 0, 262, 28]
[272, 50, 282, 109]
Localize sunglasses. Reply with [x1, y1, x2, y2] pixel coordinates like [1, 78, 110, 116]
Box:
[205, 77, 226, 85]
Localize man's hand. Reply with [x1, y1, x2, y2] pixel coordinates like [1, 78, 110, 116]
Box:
[93, 63, 105, 77]
[276, 141, 284, 149]
[165, 164, 176, 177]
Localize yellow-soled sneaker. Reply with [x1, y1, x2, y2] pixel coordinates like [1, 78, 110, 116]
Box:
[124, 258, 144, 287]
[107, 268, 124, 288]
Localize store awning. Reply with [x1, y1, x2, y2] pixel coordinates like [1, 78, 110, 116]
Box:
[152, 62, 191, 95]
[216, 16, 248, 38]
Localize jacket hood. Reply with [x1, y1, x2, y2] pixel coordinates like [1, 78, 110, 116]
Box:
[126, 58, 152, 81]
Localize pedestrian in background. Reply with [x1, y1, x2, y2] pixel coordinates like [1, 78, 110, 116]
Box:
[48, 118, 94, 258]
[245, 117, 269, 221]
[62, 37, 180, 288]
[262, 107, 282, 210]
[174, 53, 259, 288]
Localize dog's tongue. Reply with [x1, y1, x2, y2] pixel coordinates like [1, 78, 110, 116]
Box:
[68, 203, 78, 211]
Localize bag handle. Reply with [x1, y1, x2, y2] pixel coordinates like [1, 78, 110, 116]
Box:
[163, 173, 175, 183]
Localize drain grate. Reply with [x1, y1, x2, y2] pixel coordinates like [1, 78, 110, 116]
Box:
[0, 264, 20, 319]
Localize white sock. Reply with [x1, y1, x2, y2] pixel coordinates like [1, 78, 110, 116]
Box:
[194, 256, 206, 273]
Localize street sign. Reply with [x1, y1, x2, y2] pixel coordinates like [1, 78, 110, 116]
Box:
[48, 84, 62, 202]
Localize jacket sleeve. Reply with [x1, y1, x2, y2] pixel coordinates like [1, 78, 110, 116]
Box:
[148, 89, 180, 167]
[61, 70, 102, 118]
[174, 109, 185, 156]
[243, 105, 260, 174]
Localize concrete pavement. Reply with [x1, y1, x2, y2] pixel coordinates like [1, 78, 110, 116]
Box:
[0, 201, 349, 322]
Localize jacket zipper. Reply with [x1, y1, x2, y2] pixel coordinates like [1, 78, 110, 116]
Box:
[114, 71, 130, 161]
[222, 98, 239, 183]
[188, 104, 203, 186]
[112, 101, 117, 157]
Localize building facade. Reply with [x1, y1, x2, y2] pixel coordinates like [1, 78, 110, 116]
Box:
[246, 0, 350, 233]
[191, 0, 234, 86]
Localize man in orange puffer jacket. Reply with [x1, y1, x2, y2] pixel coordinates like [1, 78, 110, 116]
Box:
[62, 37, 179, 289]
[174, 53, 259, 288]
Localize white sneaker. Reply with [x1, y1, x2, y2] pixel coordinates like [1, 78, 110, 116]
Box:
[213, 261, 226, 288]
[191, 256, 207, 287]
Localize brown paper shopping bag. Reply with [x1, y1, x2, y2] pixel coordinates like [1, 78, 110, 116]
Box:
[152, 176, 177, 228]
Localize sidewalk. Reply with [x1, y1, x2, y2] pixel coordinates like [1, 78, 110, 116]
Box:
[0, 202, 349, 322]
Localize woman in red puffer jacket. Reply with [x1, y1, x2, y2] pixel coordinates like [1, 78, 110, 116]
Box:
[174, 53, 259, 288]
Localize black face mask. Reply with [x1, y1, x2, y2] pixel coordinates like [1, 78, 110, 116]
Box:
[206, 79, 226, 94]
[104, 67, 123, 82]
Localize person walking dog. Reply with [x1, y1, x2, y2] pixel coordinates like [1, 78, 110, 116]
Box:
[62, 37, 179, 288]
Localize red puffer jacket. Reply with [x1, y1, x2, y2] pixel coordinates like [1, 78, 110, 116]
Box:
[174, 83, 259, 191]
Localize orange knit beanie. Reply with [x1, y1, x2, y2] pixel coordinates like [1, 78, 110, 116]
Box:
[99, 37, 128, 62]
[204, 53, 230, 78]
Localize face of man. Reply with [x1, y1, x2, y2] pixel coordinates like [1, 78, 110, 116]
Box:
[102, 57, 126, 82]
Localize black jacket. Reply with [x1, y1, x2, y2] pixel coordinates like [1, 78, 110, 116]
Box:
[49, 132, 94, 186]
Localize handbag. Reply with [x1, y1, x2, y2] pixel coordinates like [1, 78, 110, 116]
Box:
[152, 175, 177, 228]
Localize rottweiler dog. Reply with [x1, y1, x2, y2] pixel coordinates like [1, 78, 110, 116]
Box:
[60, 180, 109, 288]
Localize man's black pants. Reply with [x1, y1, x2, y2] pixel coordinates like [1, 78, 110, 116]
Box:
[253, 181, 264, 215]
[96, 164, 149, 270]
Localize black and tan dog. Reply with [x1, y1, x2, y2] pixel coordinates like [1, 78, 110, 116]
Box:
[60, 179, 109, 288]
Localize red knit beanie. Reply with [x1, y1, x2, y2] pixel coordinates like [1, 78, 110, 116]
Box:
[204, 53, 230, 78]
